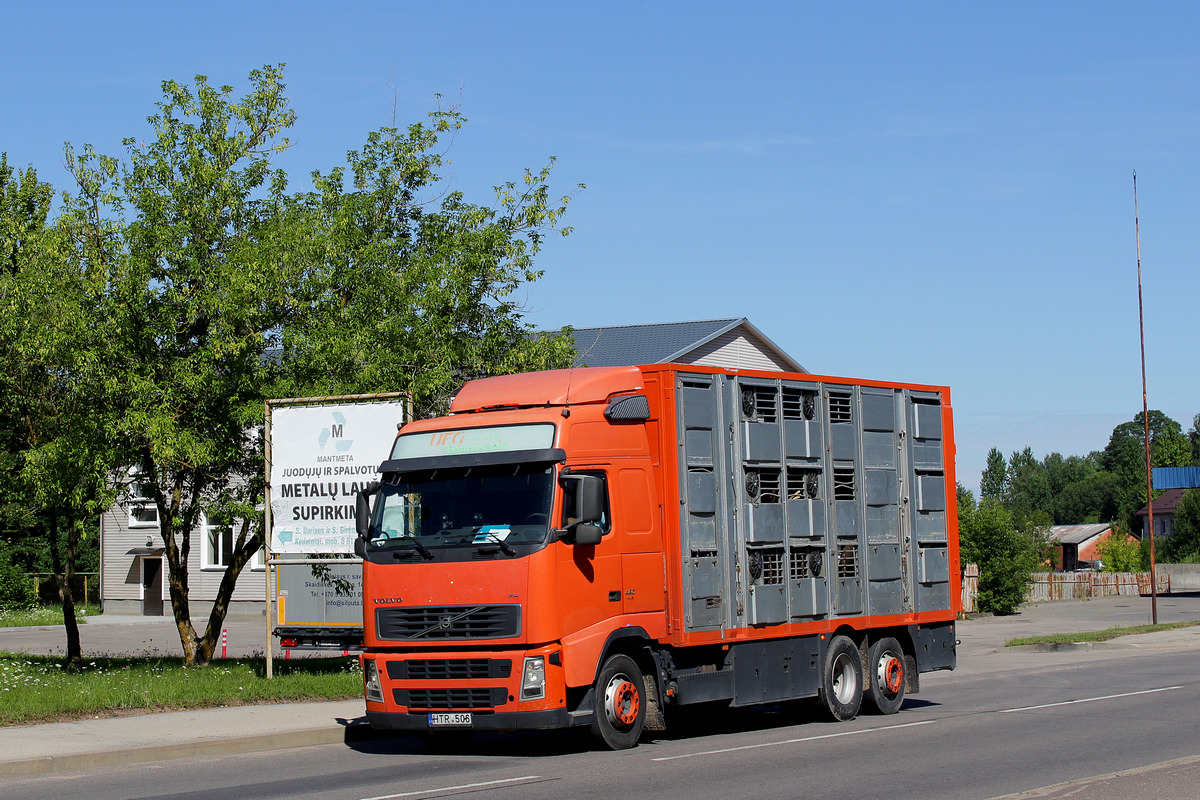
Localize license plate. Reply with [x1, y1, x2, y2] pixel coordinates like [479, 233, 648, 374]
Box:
[428, 712, 472, 727]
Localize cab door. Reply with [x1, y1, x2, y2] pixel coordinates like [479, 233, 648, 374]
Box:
[555, 466, 623, 635]
[617, 464, 664, 615]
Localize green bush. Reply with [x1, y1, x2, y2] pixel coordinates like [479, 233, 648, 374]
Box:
[1160, 489, 1200, 562]
[1096, 528, 1147, 572]
[958, 488, 1042, 615]
[0, 551, 37, 611]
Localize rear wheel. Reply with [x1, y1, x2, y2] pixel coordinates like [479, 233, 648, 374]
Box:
[865, 636, 906, 715]
[591, 654, 646, 750]
[817, 635, 862, 722]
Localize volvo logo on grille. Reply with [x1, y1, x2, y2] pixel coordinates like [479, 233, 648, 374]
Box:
[439, 616, 453, 629]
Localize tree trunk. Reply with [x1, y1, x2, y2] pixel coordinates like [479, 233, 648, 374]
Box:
[47, 509, 82, 671]
[196, 520, 260, 666]
[62, 520, 82, 671]
[156, 476, 202, 665]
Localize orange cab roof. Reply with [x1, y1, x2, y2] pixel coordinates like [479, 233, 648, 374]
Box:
[450, 366, 644, 413]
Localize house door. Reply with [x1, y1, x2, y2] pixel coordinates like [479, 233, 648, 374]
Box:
[142, 558, 164, 616]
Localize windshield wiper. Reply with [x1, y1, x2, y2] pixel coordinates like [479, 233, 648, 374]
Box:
[477, 533, 517, 557]
[392, 539, 434, 560]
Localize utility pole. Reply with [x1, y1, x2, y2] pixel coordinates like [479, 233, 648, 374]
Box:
[1134, 171, 1158, 625]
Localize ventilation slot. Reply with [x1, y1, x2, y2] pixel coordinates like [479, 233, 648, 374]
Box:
[790, 548, 824, 580]
[745, 468, 781, 503]
[394, 659, 513, 680]
[748, 547, 785, 585]
[836, 543, 858, 579]
[828, 393, 853, 424]
[787, 466, 820, 500]
[400, 687, 505, 710]
[833, 465, 856, 500]
[741, 386, 778, 423]
[782, 388, 817, 421]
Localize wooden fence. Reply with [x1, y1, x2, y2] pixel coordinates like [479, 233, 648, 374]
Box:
[960, 564, 1169, 614]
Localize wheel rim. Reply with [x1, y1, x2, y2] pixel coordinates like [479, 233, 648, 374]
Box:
[830, 652, 857, 704]
[876, 651, 903, 696]
[603, 674, 641, 728]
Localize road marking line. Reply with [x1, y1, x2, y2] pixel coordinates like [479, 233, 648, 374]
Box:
[359, 775, 543, 800]
[999, 685, 1183, 714]
[651, 720, 935, 761]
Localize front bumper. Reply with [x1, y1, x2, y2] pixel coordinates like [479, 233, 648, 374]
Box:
[363, 645, 580, 731]
[366, 707, 583, 731]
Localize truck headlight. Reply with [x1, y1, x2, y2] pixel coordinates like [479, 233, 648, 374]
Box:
[521, 656, 545, 700]
[364, 659, 384, 703]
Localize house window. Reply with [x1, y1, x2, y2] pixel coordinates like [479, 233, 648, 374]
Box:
[128, 479, 159, 528]
[202, 514, 265, 571]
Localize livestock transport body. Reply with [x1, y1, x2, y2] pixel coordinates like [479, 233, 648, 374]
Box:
[355, 364, 959, 749]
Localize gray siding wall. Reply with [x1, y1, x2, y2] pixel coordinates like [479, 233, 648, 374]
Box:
[682, 329, 793, 372]
[100, 502, 266, 617]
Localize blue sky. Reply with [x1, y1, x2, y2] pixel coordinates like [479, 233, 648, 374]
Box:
[3, 2, 1197, 494]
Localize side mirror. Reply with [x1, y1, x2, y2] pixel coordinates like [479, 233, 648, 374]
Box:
[355, 482, 381, 539]
[575, 475, 605, 524]
[557, 473, 607, 544]
[574, 523, 603, 546]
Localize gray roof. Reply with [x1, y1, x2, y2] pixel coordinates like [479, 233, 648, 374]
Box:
[1047, 524, 1112, 546]
[564, 318, 804, 372]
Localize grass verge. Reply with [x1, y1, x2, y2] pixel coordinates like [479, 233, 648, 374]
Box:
[0, 652, 361, 726]
[1005, 619, 1200, 647]
[0, 604, 102, 628]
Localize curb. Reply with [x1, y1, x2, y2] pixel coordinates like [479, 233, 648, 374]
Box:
[1004, 634, 1200, 653]
[1005, 642, 1116, 653]
[0, 722, 387, 779]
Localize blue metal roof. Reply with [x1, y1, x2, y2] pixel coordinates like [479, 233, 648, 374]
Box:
[1153, 466, 1200, 490]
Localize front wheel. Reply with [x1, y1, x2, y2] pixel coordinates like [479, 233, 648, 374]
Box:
[817, 635, 863, 722]
[865, 637, 906, 715]
[591, 654, 646, 750]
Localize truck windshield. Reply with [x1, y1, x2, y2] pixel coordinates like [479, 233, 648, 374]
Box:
[370, 462, 554, 550]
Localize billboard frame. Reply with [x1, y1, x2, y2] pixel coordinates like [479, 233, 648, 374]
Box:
[263, 392, 410, 678]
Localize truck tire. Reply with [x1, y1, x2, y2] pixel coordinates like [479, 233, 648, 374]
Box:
[865, 636, 906, 715]
[817, 635, 862, 722]
[591, 654, 646, 749]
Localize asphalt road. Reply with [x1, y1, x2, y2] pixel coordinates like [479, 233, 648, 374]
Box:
[4, 627, 1200, 800]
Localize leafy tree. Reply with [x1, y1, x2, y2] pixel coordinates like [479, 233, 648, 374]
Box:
[275, 104, 578, 413]
[57, 66, 577, 666]
[980, 448, 1007, 500]
[1054, 469, 1119, 525]
[957, 484, 1041, 614]
[1042, 452, 1098, 497]
[0, 155, 113, 669]
[1160, 489, 1200, 562]
[1102, 411, 1192, 532]
[1189, 413, 1200, 465]
[1006, 447, 1052, 518]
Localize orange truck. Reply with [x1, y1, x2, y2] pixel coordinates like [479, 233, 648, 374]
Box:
[354, 364, 958, 749]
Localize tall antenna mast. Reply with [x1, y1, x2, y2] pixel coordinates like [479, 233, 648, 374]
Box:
[1134, 171, 1158, 625]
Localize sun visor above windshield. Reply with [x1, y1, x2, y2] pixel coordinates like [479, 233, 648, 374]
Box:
[450, 366, 644, 413]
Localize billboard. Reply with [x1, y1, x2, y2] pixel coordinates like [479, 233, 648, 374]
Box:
[269, 400, 404, 553]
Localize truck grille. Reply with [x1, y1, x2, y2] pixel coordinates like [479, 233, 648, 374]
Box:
[396, 687, 508, 710]
[375, 605, 521, 640]
[387, 658, 513, 680]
